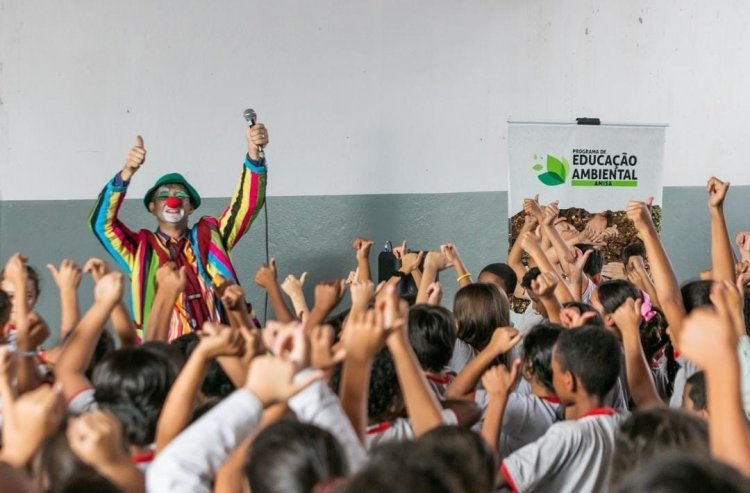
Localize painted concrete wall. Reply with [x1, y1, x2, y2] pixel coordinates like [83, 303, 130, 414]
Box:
[2, 1, 750, 342]
[3, 0, 750, 202]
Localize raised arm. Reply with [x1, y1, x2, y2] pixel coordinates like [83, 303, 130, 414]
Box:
[480, 360, 522, 451]
[46, 259, 82, 340]
[612, 298, 663, 409]
[445, 327, 521, 400]
[155, 323, 245, 453]
[83, 258, 139, 347]
[509, 208, 539, 299]
[707, 177, 735, 282]
[217, 124, 269, 250]
[520, 232, 574, 303]
[145, 264, 186, 342]
[441, 244, 473, 287]
[255, 258, 294, 323]
[680, 283, 750, 475]
[88, 136, 146, 274]
[626, 200, 686, 345]
[54, 272, 123, 401]
[353, 237, 375, 283]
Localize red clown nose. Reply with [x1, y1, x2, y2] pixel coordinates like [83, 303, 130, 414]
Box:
[165, 197, 182, 208]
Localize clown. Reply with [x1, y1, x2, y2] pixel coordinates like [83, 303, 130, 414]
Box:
[90, 124, 269, 340]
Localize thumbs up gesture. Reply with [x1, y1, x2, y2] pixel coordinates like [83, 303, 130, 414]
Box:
[121, 135, 146, 181]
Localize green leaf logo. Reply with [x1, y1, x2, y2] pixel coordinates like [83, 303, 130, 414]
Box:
[532, 154, 569, 186]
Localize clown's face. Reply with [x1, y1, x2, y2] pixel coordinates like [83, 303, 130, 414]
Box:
[149, 185, 193, 225]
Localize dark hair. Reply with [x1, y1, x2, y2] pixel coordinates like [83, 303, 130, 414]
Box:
[0, 290, 10, 328]
[479, 263, 518, 296]
[453, 283, 509, 351]
[247, 420, 348, 493]
[685, 371, 707, 411]
[92, 347, 177, 446]
[408, 305, 457, 373]
[330, 348, 400, 422]
[596, 280, 667, 358]
[521, 267, 542, 291]
[170, 333, 236, 399]
[562, 301, 604, 327]
[574, 244, 603, 276]
[680, 280, 713, 314]
[613, 454, 750, 493]
[342, 442, 461, 493]
[621, 242, 646, 264]
[554, 325, 621, 399]
[610, 408, 709, 487]
[39, 423, 122, 493]
[0, 264, 41, 301]
[417, 426, 496, 493]
[522, 323, 563, 393]
[84, 330, 116, 380]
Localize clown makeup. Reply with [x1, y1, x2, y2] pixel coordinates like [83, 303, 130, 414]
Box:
[153, 185, 189, 224]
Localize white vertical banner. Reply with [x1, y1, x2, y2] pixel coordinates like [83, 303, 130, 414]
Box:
[508, 123, 666, 215]
[507, 122, 666, 261]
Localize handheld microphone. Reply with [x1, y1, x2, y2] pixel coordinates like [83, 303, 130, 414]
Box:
[243, 108, 264, 160]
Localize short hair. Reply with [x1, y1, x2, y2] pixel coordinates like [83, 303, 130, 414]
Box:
[453, 283, 510, 351]
[479, 263, 518, 296]
[170, 333, 236, 399]
[247, 420, 348, 493]
[613, 454, 750, 493]
[341, 442, 461, 493]
[610, 408, 709, 487]
[554, 325, 621, 399]
[680, 280, 713, 314]
[523, 323, 563, 392]
[408, 305, 457, 373]
[92, 347, 177, 446]
[574, 244, 603, 276]
[686, 371, 707, 411]
[0, 264, 41, 300]
[561, 301, 605, 327]
[417, 426, 496, 493]
[521, 267, 542, 291]
[621, 242, 646, 264]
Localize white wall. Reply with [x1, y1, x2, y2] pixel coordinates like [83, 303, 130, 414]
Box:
[1, 0, 749, 201]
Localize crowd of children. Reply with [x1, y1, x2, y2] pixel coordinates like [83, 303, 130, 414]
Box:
[0, 175, 749, 492]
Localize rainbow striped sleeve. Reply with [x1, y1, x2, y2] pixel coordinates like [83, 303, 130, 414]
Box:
[88, 175, 138, 275]
[217, 155, 267, 250]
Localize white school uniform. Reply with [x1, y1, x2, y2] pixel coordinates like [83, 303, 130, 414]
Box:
[500, 408, 624, 493]
[365, 409, 458, 450]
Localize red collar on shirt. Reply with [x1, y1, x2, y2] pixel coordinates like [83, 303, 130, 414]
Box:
[132, 451, 155, 465]
[426, 372, 454, 385]
[366, 422, 392, 435]
[540, 395, 561, 404]
[579, 407, 616, 419]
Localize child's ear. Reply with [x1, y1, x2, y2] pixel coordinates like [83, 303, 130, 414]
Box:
[592, 273, 603, 285]
[563, 370, 576, 394]
[522, 361, 534, 382]
[603, 313, 616, 328]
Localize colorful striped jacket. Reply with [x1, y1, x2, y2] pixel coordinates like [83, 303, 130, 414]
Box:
[89, 155, 266, 336]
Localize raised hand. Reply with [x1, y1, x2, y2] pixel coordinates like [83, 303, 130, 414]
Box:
[426, 282, 443, 305]
[611, 297, 643, 335]
[198, 322, 246, 359]
[313, 280, 346, 312]
[736, 232, 750, 262]
[247, 123, 269, 161]
[440, 243, 460, 264]
[310, 325, 346, 369]
[481, 359, 522, 399]
[3, 253, 28, 286]
[560, 306, 598, 329]
[122, 135, 146, 181]
[67, 410, 130, 469]
[155, 262, 186, 294]
[94, 272, 124, 306]
[626, 198, 655, 232]
[350, 280, 376, 309]
[542, 201, 560, 226]
[601, 262, 627, 281]
[352, 237, 374, 261]
[424, 251, 452, 272]
[47, 259, 83, 290]
[523, 195, 544, 223]
[485, 327, 522, 357]
[244, 354, 321, 407]
[254, 258, 278, 290]
[519, 230, 543, 254]
[83, 257, 110, 282]
[680, 285, 738, 368]
[707, 176, 730, 208]
[281, 272, 308, 296]
[344, 308, 387, 363]
[529, 272, 558, 298]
